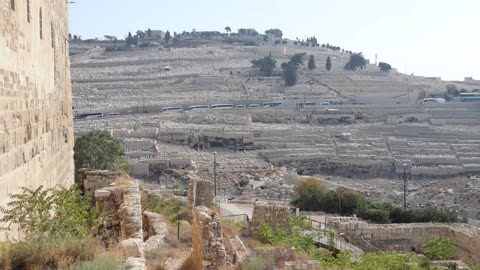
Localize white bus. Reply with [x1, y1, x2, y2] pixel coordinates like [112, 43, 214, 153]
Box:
[423, 98, 445, 104]
[262, 102, 283, 107]
[210, 104, 234, 110]
[162, 107, 183, 113]
[187, 105, 210, 111]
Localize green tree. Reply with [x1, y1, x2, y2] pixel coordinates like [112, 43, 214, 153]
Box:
[147, 28, 152, 37]
[165, 30, 171, 46]
[336, 187, 366, 215]
[282, 62, 297, 86]
[326, 56, 332, 71]
[424, 237, 455, 260]
[74, 131, 128, 171]
[446, 84, 460, 97]
[265, 28, 283, 38]
[224, 26, 231, 34]
[344, 53, 366, 70]
[308, 55, 316, 70]
[290, 52, 306, 67]
[126, 32, 133, 46]
[251, 54, 277, 76]
[379, 62, 392, 72]
[292, 177, 325, 210]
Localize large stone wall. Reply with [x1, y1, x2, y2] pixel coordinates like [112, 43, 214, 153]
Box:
[341, 222, 480, 264]
[250, 202, 292, 238]
[0, 1, 74, 206]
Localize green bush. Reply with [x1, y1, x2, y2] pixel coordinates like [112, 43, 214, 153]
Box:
[355, 207, 390, 224]
[424, 237, 455, 260]
[0, 185, 99, 238]
[356, 252, 424, 270]
[141, 192, 188, 224]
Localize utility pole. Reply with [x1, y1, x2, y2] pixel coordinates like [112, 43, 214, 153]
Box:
[400, 163, 411, 210]
[213, 152, 218, 197]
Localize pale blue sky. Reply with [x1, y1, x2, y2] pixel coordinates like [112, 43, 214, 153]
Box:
[69, 0, 479, 81]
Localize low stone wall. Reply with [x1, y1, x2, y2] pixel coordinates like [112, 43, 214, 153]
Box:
[254, 247, 295, 262]
[192, 206, 227, 270]
[341, 222, 480, 264]
[77, 169, 122, 196]
[143, 211, 168, 256]
[284, 261, 321, 270]
[250, 202, 291, 238]
[95, 177, 146, 270]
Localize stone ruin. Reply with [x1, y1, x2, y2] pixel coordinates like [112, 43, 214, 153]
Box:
[188, 177, 215, 210]
[250, 202, 292, 238]
[336, 220, 480, 264]
[191, 206, 227, 269]
[80, 171, 167, 270]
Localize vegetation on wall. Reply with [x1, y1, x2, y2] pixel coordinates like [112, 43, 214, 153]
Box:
[0, 185, 98, 238]
[0, 185, 122, 269]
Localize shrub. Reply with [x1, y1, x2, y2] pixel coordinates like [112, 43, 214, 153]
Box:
[240, 256, 269, 270]
[142, 193, 188, 224]
[357, 252, 424, 270]
[291, 185, 323, 211]
[424, 237, 455, 260]
[356, 207, 390, 224]
[0, 185, 99, 238]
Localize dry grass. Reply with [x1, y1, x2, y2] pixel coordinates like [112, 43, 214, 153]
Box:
[115, 177, 133, 186]
[222, 222, 240, 238]
[178, 255, 201, 270]
[0, 236, 125, 270]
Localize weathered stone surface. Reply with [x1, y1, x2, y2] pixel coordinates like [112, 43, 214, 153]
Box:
[121, 238, 145, 258]
[95, 189, 112, 199]
[192, 206, 228, 270]
[0, 0, 74, 235]
[342, 221, 480, 265]
[284, 260, 321, 270]
[250, 202, 291, 238]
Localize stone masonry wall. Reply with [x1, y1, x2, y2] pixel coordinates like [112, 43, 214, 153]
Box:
[95, 177, 146, 270]
[0, 0, 74, 208]
[250, 202, 292, 238]
[343, 222, 480, 264]
[188, 177, 215, 211]
[192, 206, 227, 270]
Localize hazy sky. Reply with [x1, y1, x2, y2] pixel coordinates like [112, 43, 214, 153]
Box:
[69, 0, 479, 81]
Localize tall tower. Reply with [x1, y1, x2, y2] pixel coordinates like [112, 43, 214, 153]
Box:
[375, 53, 378, 65]
[0, 1, 74, 211]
